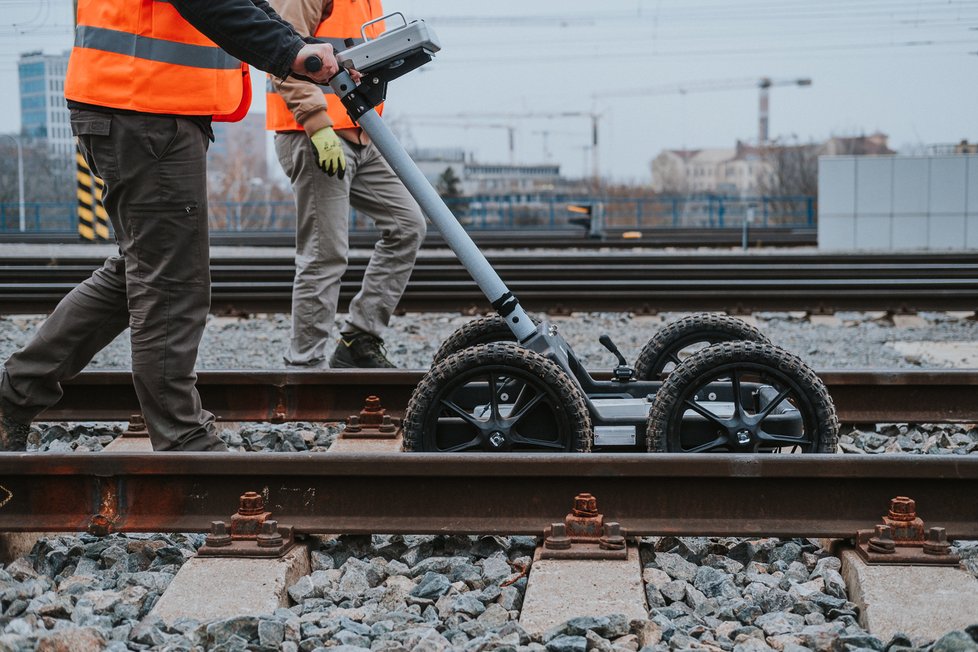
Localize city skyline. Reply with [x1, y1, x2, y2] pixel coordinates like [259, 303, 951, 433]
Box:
[0, 0, 975, 182]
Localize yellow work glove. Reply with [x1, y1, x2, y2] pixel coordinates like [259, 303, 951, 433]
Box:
[310, 126, 346, 179]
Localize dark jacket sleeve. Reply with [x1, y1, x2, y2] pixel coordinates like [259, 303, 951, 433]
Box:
[169, 0, 306, 79]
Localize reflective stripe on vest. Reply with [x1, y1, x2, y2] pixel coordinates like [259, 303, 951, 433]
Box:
[65, 0, 249, 120]
[74, 25, 241, 70]
[265, 1, 384, 132]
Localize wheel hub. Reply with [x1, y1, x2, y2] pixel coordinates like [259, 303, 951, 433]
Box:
[735, 428, 752, 445]
[488, 431, 507, 449]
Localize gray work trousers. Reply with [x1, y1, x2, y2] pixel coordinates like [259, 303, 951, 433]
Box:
[0, 110, 223, 451]
[275, 131, 426, 366]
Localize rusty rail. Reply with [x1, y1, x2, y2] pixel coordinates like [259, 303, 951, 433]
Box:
[38, 369, 978, 423]
[0, 453, 975, 538]
[3, 251, 977, 314]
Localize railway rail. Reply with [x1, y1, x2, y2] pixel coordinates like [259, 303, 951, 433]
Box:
[1, 453, 976, 539]
[35, 368, 978, 424]
[3, 369, 976, 583]
[3, 251, 977, 314]
[0, 226, 816, 249]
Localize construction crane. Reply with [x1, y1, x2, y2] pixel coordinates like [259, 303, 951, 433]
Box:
[413, 111, 604, 182]
[593, 77, 811, 145]
[531, 128, 580, 161]
[396, 117, 518, 164]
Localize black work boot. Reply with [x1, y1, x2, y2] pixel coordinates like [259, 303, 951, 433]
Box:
[329, 329, 397, 368]
[0, 407, 30, 452]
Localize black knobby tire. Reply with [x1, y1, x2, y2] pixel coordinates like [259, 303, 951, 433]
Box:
[404, 342, 593, 453]
[647, 340, 838, 454]
[634, 313, 772, 380]
[431, 315, 518, 365]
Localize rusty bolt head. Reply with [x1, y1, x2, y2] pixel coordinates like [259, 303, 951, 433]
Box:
[256, 520, 284, 548]
[364, 396, 382, 411]
[544, 522, 572, 550]
[128, 414, 146, 429]
[572, 493, 598, 517]
[599, 521, 626, 551]
[238, 491, 265, 515]
[888, 496, 917, 522]
[867, 524, 896, 554]
[379, 414, 397, 433]
[923, 527, 952, 555]
[205, 521, 232, 547]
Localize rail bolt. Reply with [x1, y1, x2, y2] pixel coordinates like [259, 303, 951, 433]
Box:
[888, 496, 917, 522]
[205, 521, 232, 547]
[238, 491, 265, 516]
[923, 527, 952, 556]
[572, 493, 599, 518]
[599, 522, 626, 551]
[545, 523, 572, 550]
[358, 396, 386, 426]
[256, 520, 284, 548]
[364, 395, 382, 412]
[867, 525, 896, 554]
[379, 414, 397, 434]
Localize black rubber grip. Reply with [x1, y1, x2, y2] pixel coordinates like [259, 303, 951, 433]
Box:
[305, 55, 323, 72]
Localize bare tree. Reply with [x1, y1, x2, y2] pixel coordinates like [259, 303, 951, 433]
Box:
[758, 139, 819, 198]
[752, 139, 819, 225]
[0, 139, 73, 203]
[207, 136, 293, 232]
[0, 139, 75, 231]
[650, 152, 691, 195]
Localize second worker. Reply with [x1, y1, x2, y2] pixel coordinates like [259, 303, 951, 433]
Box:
[268, 0, 427, 369]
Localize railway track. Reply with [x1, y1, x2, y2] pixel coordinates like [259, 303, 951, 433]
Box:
[36, 368, 978, 424]
[2, 251, 977, 314]
[3, 368, 975, 647]
[0, 226, 817, 249]
[1, 452, 976, 539]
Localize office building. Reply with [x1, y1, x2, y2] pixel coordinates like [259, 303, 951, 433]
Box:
[18, 50, 72, 158]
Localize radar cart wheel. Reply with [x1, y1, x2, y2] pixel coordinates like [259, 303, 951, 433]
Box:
[647, 340, 838, 454]
[635, 313, 771, 380]
[404, 342, 592, 453]
[431, 315, 518, 365]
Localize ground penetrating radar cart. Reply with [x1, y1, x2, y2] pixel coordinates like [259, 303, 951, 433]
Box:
[306, 14, 839, 455]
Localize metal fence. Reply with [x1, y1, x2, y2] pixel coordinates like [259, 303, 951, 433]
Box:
[0, 195, 815, 235]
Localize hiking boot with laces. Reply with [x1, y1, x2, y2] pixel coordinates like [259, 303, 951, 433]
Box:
[329, 329, 397, 368]
[0, 408, 30, 452]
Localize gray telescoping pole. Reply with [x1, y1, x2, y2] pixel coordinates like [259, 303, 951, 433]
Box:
[330, 71, 537, 342]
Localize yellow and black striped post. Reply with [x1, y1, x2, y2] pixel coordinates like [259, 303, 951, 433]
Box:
[76, 147, 109, 241]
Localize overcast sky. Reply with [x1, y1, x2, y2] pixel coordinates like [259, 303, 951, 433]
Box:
[0, 0, 975, 182]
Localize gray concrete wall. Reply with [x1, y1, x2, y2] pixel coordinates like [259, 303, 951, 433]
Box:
[817, 154, 978, 250]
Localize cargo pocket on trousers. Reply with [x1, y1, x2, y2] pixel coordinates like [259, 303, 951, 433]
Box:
[128, 202, 205, 286]
[71, 114, 119, 182]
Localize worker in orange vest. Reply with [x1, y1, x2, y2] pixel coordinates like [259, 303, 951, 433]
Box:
[267, 0, 426, 369]
[0, 0, 339, 452]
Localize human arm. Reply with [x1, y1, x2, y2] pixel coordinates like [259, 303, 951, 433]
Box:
[168, 0, 337, 82]
[267, 0, 335, 135]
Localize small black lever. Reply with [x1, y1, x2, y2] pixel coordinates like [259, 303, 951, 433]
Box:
[600, 334, 627, 366]
[600, 334, 634, 382]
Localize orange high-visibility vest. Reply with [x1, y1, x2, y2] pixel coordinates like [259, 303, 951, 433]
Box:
[65, 0, 251, 122]
[266, 0, 384, 132]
